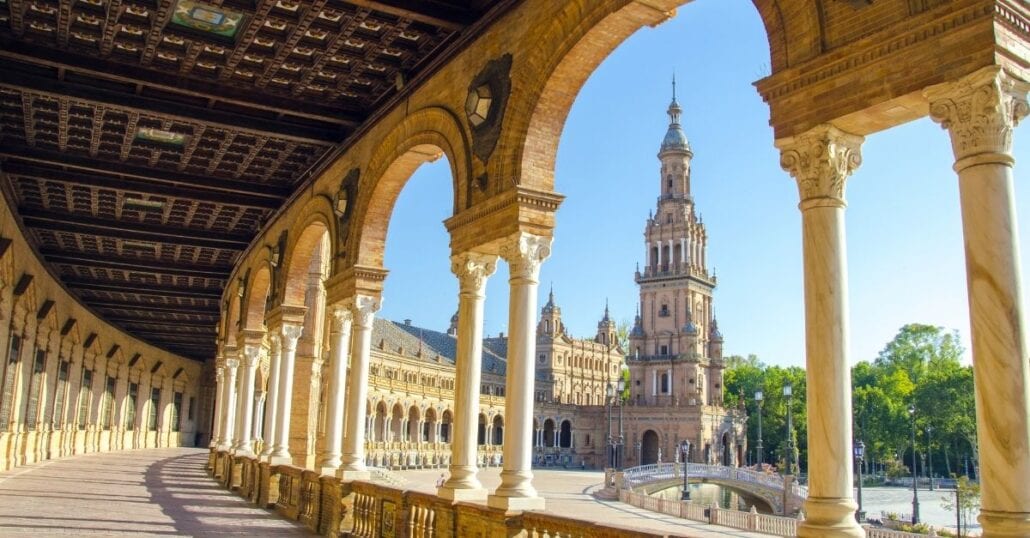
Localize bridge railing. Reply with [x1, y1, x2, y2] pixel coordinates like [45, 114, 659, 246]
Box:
[622, 463, 807, 500]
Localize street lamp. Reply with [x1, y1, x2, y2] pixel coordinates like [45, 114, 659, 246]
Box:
[926, 425, 934, 491]
[606, 383, 614, 469]
[680, 440, 691, 500]
[909, 404, 920, 525]
[783, 383, 794, 476]
[854, 440, 865, 522]
[754, 390, 764, 467]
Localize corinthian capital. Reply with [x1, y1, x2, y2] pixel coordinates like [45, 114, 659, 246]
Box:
[450, 252, 498, 296]
[499, 232, 552, 283]
[243, 345, 261, 368]
[215, 366, 225, 383]
[925, 66, 1029, 166]
[350, 295, 381, 330]
[224, 357, 240, 371]
[777, 124, 863, 206]
[268, 333, 282, 356]
[330, 304, 353, 333]
[281, 323, 304, 351]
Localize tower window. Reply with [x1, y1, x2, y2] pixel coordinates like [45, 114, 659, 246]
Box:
[660, 345, 668, 355]
[659, 304, 669, 317]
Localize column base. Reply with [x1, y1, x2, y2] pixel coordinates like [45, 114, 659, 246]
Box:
[320, 465, 340, 476]
[268, 455, 292, 465]
[338, 469, 371, 481]
[798, 497, 864, 538]
[979, 509, 1030, 537]
[487, 494, 545, 511]
[438, 485, 488, 501]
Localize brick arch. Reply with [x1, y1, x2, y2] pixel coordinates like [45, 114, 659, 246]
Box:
[243, 266, 270, 332]
[350, 106, 470, 269]
[280, 199, 334, 308]
[224, 292, 241, 346]
[496, 0, 796, 193]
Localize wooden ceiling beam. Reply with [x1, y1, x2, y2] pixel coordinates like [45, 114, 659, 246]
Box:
[0, 68, 342, 145]
[19, 208, 252, 250]
[66, 279, 222, 298]
[0, 39, 361, 127]
[90, 301, 219, 316]
[3, 161, 282, 210]
[104, 317, 217, 329]
[346, 0, 471, 31]
[0, 145, 290, 198]
[38, 248, 229, 279]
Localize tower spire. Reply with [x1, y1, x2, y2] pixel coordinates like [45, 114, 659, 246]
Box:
[672, 73, 677, 103]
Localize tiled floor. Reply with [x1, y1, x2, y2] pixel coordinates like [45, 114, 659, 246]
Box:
[0, 448, 311, 536]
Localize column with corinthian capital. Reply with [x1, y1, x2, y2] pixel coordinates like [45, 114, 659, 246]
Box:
[488, 233, 551, 511]
[210, 365, 225, 448]
[234, 345, 260, 456]
[259, 335, 281, 460]
[777, 124, 864, 537]
[926, 66, 1030, 537]
[218, 356, 239, 452]
[340, 295, 380, 480]
[320, 304, 353, 475]
[270, 324, 303, 465]
[438, 252, 496, 501]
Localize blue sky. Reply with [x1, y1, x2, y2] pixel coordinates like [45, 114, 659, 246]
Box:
[377, 0, 1030, 367]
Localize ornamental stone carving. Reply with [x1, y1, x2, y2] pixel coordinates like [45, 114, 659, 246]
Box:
[925, 66, 1029, 165]
[268, 333, 281, 356]
[451, 252, 498, 296]
[330, 304, 353, 333]
[281, 324, 304, 351]
[777, 124, 863, 206]
[215, 366, 225, 383]
[224, 358, 240, 370]
[499, 233, 552, 283]
[243, 345, 261, 368]
[351, 295, 381, 330]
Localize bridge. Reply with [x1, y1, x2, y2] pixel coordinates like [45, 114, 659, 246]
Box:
[621, 463, 807, 516]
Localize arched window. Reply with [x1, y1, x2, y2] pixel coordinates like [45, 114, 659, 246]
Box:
[660, 372, 670, 394]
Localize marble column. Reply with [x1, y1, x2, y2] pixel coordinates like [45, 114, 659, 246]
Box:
[270, 324, 303, 464]
[252, 391, 265, 449]
[259, 335, 281, 460]
[210, 365, 225, 448]
[340, 295, 380, 480]
[489, 233, 551, 511]
[439, 252, 496, 501]
[235, 345, 259, 456]
[778, 124, 864, 537]
[320, 304, 353, 475]
[218, 357, 239, 451]
[926, 66, 1030, 537]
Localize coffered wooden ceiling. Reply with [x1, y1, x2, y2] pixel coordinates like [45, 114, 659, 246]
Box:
[0, 0, 517, 360]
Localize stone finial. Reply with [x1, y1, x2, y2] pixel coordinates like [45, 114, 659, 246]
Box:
[925, 66, 1029, 167]
[777, 124, 863, 206]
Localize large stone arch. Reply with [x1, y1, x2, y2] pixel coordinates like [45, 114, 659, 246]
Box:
[280, 199, 335, 308]
[349, 106, 471, 269]
[243, 264, 271, 333]
[493, 0, 798, 194]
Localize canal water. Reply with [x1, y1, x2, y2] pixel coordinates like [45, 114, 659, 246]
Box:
[650, 483, 769, 513]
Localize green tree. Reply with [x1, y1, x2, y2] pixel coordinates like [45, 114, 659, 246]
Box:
[941, 476, 980, 537]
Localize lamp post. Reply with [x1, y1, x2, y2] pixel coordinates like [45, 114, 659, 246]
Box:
[755, 390, 764, 467]
[680, 440, 691, 500]
[926, 425, 934, 490]
[605, 382, 616, 469]
[616, 377, 626, 470]
[909, 404, 920, 525]
[854, 439, 865, 522]
[783, 383, 794, 476]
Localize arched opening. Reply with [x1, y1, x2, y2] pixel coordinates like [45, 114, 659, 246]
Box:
[543, 418, 556, 448]
[391, 403, 404, 442]
[558, 420, 572, 449]
[424, 407, 437, 442]
[407, 406, 420, 442]
[641, 430, 660, 465]
[477, 413, 487, 446]
[440, 410, 452, 443]
[492, 415, 504, 445]
[373, 401, 387, 443]
[722, 432, 732, 466]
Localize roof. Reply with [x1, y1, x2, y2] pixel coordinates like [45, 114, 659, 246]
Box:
[373, 318, 507, 376]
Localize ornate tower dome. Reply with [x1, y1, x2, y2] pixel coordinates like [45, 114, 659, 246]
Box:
[660, 76, 692, 156]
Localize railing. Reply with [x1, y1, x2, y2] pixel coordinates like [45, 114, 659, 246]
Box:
[369, 466, 409, 487]
[864, 528, 929, 538]
[623, 462, 802, 496]
[619, 488, 798, 536]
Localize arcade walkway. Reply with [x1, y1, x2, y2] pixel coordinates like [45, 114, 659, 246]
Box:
[0, 448, 310, 536]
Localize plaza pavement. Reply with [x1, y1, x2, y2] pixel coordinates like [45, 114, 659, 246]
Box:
[0, 448, 770, 537]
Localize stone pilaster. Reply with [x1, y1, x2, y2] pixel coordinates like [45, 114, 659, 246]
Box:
[320, 304, 353, 475]
[260, 335, 281, 460]
[439, 252, 497, 501]
[488, 233, 551, 511]
[235, 345, 260, 456]
[270, 324, 303, 464]
[219, 357, 239, 451]
[340, 295, 379, 480]
[777, 123, 863, 538]
[926, 66, 1030, 538]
